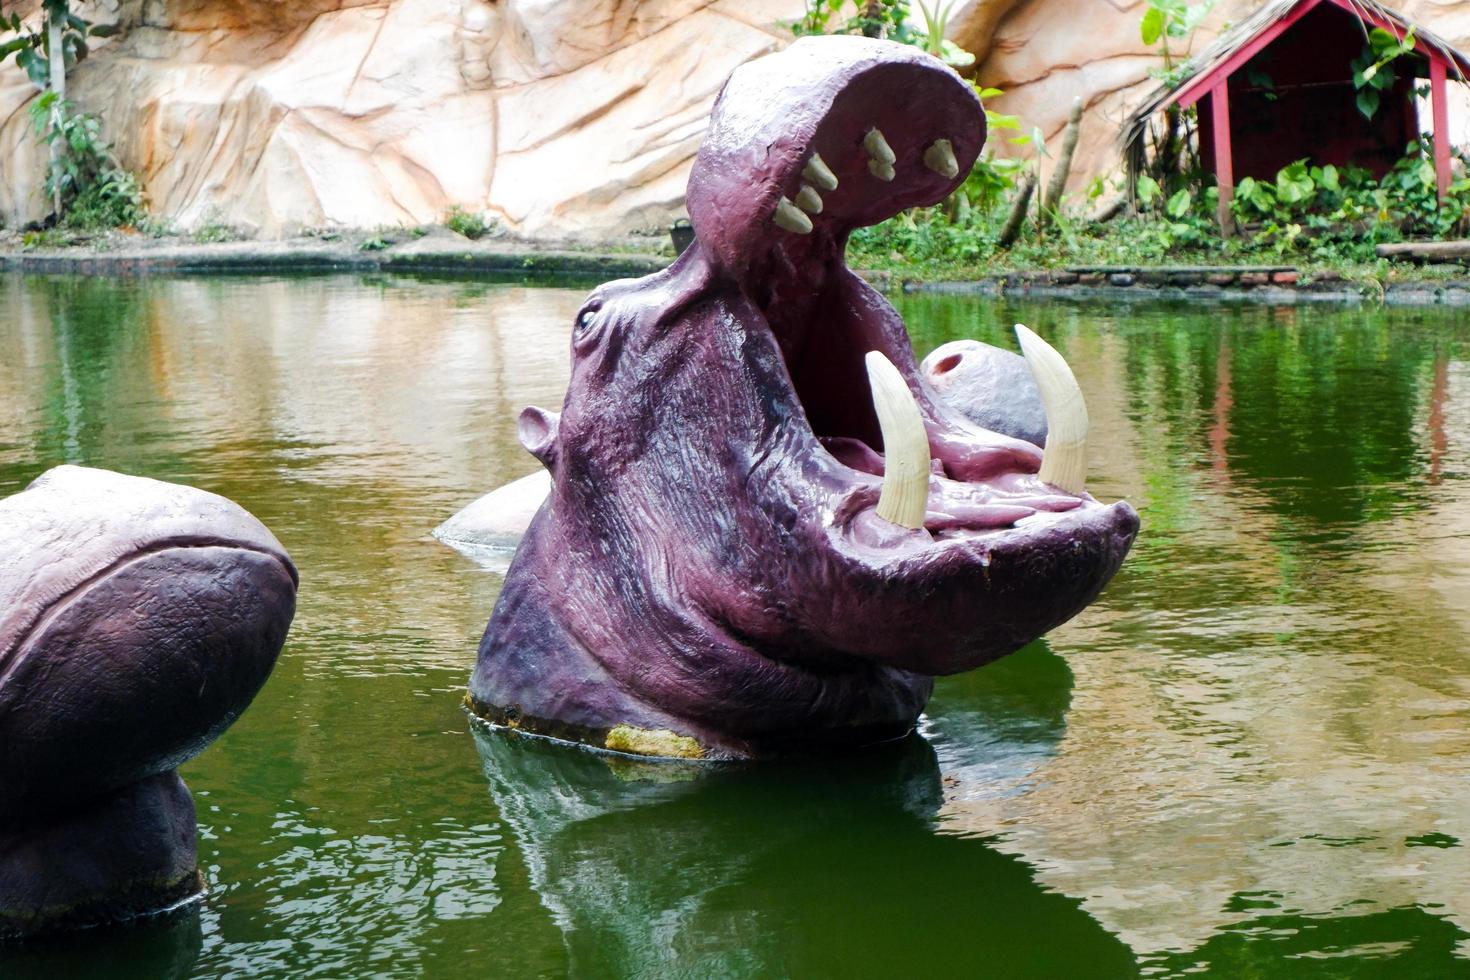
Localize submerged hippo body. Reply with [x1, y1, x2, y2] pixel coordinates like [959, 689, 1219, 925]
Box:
[468, 36, 1138, 760]
[0, 465, 296, 939]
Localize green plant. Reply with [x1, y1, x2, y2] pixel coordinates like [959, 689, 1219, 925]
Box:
[911, 1, 973, 69]
[0, 4, 115, 88]
[26, 91, 144, 229]
[359, 236, 392, 252]
[1351, 26, 1417, 120]
[790, 1, 909, 40]
[192, 221, 239, 243]
[1135, 0, 1216, 192]
[1139, 0, 1217, 80]
[444, 205, 489, 240]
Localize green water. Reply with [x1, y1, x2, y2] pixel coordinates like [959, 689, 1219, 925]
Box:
[1, 273, 1468, 979]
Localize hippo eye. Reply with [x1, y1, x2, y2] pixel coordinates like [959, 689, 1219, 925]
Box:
[574, 305, 601, 338]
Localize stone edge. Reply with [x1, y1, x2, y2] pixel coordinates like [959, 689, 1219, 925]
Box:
[0, 245, 672, 280]
[894, 267, 1470, 307]
[5, 248, 1468, 306]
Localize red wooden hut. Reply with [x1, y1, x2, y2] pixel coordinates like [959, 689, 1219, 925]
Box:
[1123, 0, 1470, 231]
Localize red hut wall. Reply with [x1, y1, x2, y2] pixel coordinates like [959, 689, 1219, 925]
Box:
[1197, 2, 1420, 181]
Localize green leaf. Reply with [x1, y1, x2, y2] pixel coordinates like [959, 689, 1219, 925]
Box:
[1275, 160, 1314, 205]
[1137, 172, 1161, 206]
[1357, 86, 1380, 120]
[1141, 7, 1164, 46]
[1166, 187, 1192, 217]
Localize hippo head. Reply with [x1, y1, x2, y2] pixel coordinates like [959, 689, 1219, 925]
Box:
[0, 465, 297, 826]
[469, 36, 1138, 760]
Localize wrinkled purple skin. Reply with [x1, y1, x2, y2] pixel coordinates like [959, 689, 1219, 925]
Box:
[0, 466, 297, 939]
[470, 36, 1139, 760]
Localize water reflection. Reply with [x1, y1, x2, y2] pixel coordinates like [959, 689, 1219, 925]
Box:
[2, 274, 1470, 975]
[472, 715, 1132, 978]
[0, 908, 202, 980]
[899, 295, 1470, 968]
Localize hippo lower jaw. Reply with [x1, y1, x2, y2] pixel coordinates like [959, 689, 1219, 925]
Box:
[725, 260, 1139, 680]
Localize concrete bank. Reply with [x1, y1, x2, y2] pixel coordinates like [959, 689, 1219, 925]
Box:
[0, 237, 673, 280]
[5, 243, 1469, 306]
[898, 265, 1470, 306]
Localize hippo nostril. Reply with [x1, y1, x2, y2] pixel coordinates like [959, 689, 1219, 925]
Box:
[933, 354, 963, 375]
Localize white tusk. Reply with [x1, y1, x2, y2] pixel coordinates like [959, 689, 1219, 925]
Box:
[794, 184, 823, 215]
[867, 159, 896, 182]
[773, 196, 813, 234]
[865, 351, 931, 530]
[923, 138, 959, 179]
[803, 153, 839, 191]
[864, 128, 896, 165]
[1015, 324, 1088, 494]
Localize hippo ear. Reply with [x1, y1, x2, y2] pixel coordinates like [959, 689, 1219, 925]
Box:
[518, 407, 560, 470]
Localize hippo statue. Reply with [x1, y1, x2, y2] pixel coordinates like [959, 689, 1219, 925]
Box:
[464, 35, 1138, 760]
[0, 466, 296, 940]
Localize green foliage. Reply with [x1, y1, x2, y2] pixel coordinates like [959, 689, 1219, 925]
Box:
[790, 0, 909, 40]
[846, 142, 1470, 279]
[1226, 148, 1468, 255]
[0, 4, 116, 87]
[1140, 0, 1217, 75]
[444, 205, 490, 240]
[1351, 26, 1417, 120]
[26, 92, 144, 229]
[911, 1, 973, 69]
[359, 236, 392, 252]
[192, 220, 240, 243]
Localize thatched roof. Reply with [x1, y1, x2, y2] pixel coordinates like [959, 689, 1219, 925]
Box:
[1123, 0, 1470, 154]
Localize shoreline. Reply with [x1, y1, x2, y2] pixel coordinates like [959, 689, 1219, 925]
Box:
[4, 236, 1468, 306]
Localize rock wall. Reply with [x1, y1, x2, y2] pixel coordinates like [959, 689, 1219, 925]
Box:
[9, 1, 1470, 237]
[957, 0, 1470, 203]
[0, 0, 800, 238]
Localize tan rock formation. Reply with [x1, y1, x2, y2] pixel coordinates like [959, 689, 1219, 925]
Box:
[1, 0, 800, 238]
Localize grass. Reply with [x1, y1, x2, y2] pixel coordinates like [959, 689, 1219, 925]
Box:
[846, 212, 1468, 288]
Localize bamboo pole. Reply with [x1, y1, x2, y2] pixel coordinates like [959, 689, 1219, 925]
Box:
[1041, 99, 1084, 227]
[46, 3, 66, 219]
[998, 170, 1036, 249]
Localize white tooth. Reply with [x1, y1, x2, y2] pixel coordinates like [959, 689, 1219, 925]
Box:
[1015, 324, 1089, 494]
[794, 184, 823, 214]
[803, 153, 839, 191]
[865, 351, 931, 530]
[773, 196, 813, 234]
[868, 159, 896, 182]
[923, 138, 959, 179]
[864, 128, 896, 166]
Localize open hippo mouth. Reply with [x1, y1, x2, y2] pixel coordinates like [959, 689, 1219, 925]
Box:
[467, 36, 1138, 760]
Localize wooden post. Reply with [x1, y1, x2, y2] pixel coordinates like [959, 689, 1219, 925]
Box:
[1431, 58, 1451, 202]
[1211, 81, 1235, 238]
